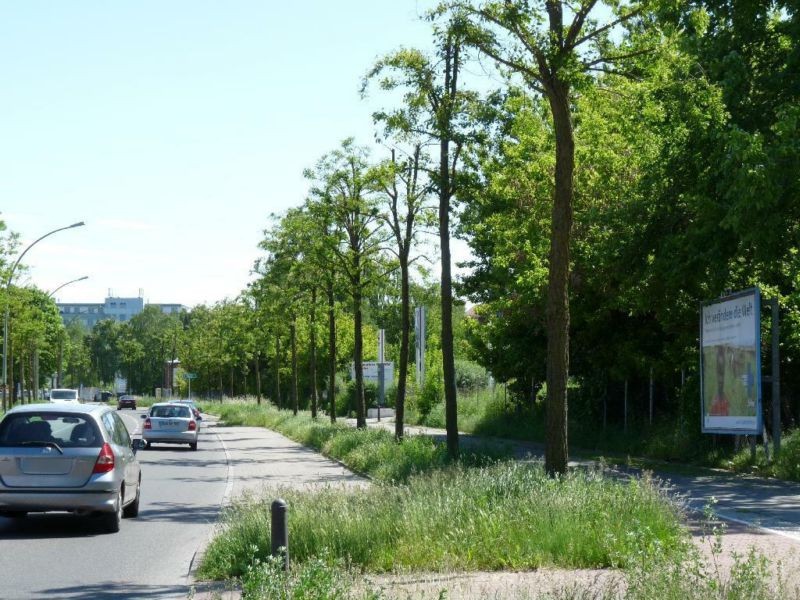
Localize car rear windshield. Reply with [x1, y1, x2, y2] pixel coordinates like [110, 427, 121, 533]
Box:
[0, 413, 102, 448]
[151, 405, 191, 419]
[50, 390, 78, 400]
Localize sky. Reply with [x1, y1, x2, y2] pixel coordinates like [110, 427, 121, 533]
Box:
[0, 1, 452, 308]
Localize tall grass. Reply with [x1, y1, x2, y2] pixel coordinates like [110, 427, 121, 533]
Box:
[202, 401, 501, 482]
[198, 461, 687, 580]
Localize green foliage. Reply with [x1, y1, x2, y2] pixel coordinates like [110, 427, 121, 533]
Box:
[200, 460, 686, 580]
[453, 358, 487, 390]
[241, 552, 384, 600]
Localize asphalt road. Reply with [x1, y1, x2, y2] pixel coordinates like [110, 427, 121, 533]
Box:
[0, 408, 228, 600]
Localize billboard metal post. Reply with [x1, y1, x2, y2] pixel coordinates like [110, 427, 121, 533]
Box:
[772, 298, 781, 455]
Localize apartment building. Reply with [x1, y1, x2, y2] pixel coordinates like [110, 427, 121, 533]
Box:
[58, 295, 186, 329]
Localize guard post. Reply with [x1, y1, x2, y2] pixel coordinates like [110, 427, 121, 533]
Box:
[271, 498, 289, 571]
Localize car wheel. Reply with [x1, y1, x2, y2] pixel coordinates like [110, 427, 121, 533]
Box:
[123, 478, 141, 518]
[143, 440, 151, 449]
[190, 442, 198, 451]
[101, 489, 123, 533]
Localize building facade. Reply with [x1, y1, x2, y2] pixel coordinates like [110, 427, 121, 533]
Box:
[58, 296, 186, 329]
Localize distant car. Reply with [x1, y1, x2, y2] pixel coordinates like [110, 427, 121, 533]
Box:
[49, 388, 80, 404]
[117, 395, 137, 410]
[0, 403, 143, 533]
[171, 400, 202, 420]
[142, 402, 198, 450]
[94, 390, 114, 403]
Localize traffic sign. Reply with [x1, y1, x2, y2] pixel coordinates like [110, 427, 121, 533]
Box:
[183, 372, 197, 380]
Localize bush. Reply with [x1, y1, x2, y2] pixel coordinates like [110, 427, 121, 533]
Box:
[454, 359, 488, 390]
[414, 376, 442, 420]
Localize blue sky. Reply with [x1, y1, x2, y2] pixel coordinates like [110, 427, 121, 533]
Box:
[1, 1, 442, 307]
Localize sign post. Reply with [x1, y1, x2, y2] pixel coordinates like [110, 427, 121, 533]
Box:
[415, 307, 426, 386]
[377, 329, 385, 421]
[184, 372, 197, 400]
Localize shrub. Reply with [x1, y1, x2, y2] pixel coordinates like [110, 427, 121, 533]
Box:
[454, 359, 488, 390]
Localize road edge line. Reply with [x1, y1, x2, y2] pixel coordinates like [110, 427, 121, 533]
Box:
[186, 421, 235, 587]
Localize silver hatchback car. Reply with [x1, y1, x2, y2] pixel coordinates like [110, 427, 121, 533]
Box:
[142, 402, 199, 450]
[0, 403, 142, 533]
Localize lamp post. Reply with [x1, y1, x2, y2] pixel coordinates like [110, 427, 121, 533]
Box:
[2, 221, 85, 409]
[48, 275, 89, 299]
[44, 275, 88, 397]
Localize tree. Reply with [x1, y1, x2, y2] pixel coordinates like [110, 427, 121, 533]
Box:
[373, 146, 436, 438]
[305, 139, 386, 429]
[451, 0, 652, 474]
[364, 17, 475, 457]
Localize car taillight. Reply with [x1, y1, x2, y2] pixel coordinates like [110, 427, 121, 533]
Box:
[93, 442, 115, 474]
[188, 420, 197, 431]
[144, 418, 152, 430]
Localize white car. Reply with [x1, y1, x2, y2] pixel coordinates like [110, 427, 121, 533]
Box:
[49, 388, 80, 403]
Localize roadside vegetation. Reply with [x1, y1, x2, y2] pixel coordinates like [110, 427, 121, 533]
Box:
[198, 404, 688, 588]
[198, 401, 796, 599]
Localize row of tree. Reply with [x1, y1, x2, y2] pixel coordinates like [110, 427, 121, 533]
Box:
[2, 2, 796, 476]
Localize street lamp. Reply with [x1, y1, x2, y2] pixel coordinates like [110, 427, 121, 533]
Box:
[2, 221, 85, 409]
[48, 275, 89, 299]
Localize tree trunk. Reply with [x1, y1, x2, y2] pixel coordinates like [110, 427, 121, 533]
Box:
[20, 353, 25, 404]
[255, 351, 262, 405]
[396, 257, 410, 440]
[290, 315, 298, 416]
[310, 287, 318, 419]
[274, 336, 281, 408]
[440, 127, 459, 460]
[353, 264, 366, 429]
[33, 349, 39, 403]
[544, 80, 574, 476]
[57, 338, 63, 388]
[8, 342, 14, 406]
[327, 280, 337, 423]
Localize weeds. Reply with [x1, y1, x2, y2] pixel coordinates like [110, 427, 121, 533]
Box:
[199, 461, 686, 580]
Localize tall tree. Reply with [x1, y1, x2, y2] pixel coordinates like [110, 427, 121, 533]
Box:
[452, 0, 651, 474]
[305, 139, 386, 429]
[374, 146, 435, 439]
[364, 18, 473, 457]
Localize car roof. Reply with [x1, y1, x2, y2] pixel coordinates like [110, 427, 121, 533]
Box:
[4, 402, 109, 416]
[50, 388, 78, 392]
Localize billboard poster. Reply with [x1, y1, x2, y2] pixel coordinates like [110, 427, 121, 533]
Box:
[700, 288, 761, 434]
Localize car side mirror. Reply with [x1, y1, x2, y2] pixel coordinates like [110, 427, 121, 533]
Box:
[132, 439, 146, 453]
[140, 414, 147, 419]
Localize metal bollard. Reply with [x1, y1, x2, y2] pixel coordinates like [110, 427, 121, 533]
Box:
[271, 498, 289, 571]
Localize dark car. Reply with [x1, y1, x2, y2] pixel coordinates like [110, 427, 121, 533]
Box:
[117, 395, 136, 410]
[94, 391, 114, 402]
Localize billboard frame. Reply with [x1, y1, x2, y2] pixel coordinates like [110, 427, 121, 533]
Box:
[700, 287, 762, 435]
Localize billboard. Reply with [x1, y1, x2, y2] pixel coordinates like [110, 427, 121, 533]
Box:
[350, 362, 394, 387]
[700, 288, 761, 434]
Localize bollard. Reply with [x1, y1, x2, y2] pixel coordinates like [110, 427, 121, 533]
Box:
[271, 498, 289, 571]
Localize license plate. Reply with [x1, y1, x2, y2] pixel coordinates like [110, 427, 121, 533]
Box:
[160, 420, 180, 427]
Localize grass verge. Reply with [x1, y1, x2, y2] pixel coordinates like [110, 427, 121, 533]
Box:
[198, 402, 687, 582]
